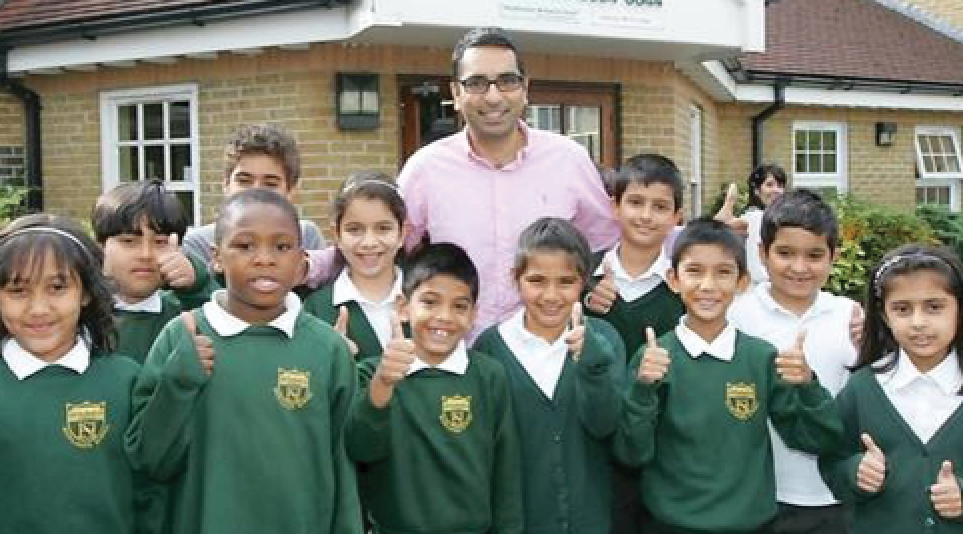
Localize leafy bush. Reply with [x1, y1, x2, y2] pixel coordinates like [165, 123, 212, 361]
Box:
[917, 205, 963, 260]
[0, 185, 29, 228]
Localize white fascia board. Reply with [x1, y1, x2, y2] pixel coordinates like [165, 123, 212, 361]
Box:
[736, 84, 963, 112]
[7, 7, 356, 73]
[742, 0, 766, 53]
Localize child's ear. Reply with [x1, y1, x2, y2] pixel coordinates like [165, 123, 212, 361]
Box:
[737, 272, 750, 293]
[666, 267, 681, 294]
[832, 246, 841, 263]
[210, 245, 223, 274]
[81, 292, 91, 307]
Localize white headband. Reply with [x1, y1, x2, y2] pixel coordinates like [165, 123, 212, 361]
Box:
[1, 226, 87, 251]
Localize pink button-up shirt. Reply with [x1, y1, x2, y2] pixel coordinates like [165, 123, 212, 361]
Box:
[400, 123, 618, 337]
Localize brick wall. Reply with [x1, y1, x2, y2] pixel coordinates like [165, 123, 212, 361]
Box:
[0, 94, 25, 186]
[715, 104, 963, 212]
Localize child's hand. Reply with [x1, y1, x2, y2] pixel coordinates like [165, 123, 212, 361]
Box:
[585, 261, 616, 314]
[373, 313, 415, 382]
[857, 433, 887, 493]
[775, 331, 813, 384]
[714, 183, 748, 237]
[637, 327, 669, 384]
[182, 311, 215, 376]
[159, 233, 196, 289]
[849, 303, 865, 349]
[931, 461, 962, 518]
[334, 305, 359, 356]
[564, 302, 585, 361]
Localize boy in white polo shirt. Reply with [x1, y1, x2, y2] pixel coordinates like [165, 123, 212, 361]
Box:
[728, 188, 858, 533]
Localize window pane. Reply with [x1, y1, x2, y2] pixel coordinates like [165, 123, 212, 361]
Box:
[118, 105, 138, 141]
[169, 101, 190, 139]
[949, 156, 961, 173]
[144, 145, 165, 180]
[940, 135, 955, 155]
[923, 155, 936, 173]
[565, 106, 601, 163]
[939, 187, 950, 205]
[795, 154, 807, 173]
[795, 132, 806, 151]
[808, 154, 821, 173]
[808, 131, 821, 151]
[823, 154, 836, 173]
[917, 187, 925, 204]
[170, 144, 191, 181]
[822, 131, 836, 151]
[118, 146, 139, 181]
[935, 155, 947, 173]
[175, 191, 195, 227]
[918, 135, 931, 155]
[144, 103, 164, 140]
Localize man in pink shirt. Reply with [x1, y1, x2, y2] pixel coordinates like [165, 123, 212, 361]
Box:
[306, 27, 618, 338]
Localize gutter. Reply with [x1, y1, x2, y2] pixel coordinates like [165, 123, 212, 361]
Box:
[751, 81, 785, 168]
[0, 48, 42, 211]
[0, 0, 349, 49]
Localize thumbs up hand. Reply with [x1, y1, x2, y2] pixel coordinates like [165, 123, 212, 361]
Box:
[159, 233, 196, 289]
[637, 327, 670, 384]
[333, 305, 359, 356]
[181, 311, 215, 376]
[931, 460, 962, 518]
[714, 183, 748, 236]
[857, 433, 887, 493]
[775, 331, 813, 384]
[370, 312, 416, 408]
[585, 261, 617, 314]
[565, 302, 586, 362]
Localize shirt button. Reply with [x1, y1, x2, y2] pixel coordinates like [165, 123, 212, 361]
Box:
[925, 517, 936, 527]
[553, 434, 562, 443]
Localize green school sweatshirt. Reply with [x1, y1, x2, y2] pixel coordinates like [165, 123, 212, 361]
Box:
[614, 330, 843, 532]
[819, 367, 963, 534]
[0, 351, 140, 534]
[473, 317, 626, 534]
[303, 284, 384, 362]
[125, 310, 362, 534]
[346, 350, 524, 534]
[114, 291, 181, 363]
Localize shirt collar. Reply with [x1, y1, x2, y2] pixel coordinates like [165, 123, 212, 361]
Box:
[594, 244, 670, 282]
[674, 318, 737, 362]
[464, 120, 530, 169]
[501, 307, 570, 350]
[755, 282, 833, 319]
[888, 349, 963, 395]
[202, 290, 301, 338]
[407, 340, 470, 376]
[2, 336, 90, 380]
[114, 290, 163, 313]
[332, 267, 403, 307]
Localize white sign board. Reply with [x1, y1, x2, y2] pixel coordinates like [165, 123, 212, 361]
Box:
[498, 0, 665, 32]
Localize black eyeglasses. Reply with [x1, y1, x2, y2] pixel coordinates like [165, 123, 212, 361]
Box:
[457, 73, 525, 94]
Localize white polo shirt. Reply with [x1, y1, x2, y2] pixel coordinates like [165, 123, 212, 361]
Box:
[877, 350, 963, 444]
[728, 283, 858, 506]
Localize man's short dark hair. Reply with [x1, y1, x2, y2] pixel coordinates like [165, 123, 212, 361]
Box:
[451, 27, 526, 79]
[403, 242, 479, 302]
[760, 189, 839, 252]
[671, 217, 747, 275]
[611, 153, 683, 210]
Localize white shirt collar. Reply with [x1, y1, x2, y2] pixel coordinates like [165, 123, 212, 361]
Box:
[674, 317, 737, 362]
[332, 267, 403, 307]
[2, 336, 90, 380]
[755, 282, 833, 319]
[500, 307, 570, 349]
[594, 244, 670, 283]
[885, 349, 963, 395]
[113, 290, 163, 313]
[202, 290, 301, 338]
[407, 340, 470, 376]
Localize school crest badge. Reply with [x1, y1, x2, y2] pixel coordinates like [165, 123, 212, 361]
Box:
[63, 402, 109, 449]
[439, 395, 472, 434]
[725, 382, 758, 421]
[274, 368, 313, 410]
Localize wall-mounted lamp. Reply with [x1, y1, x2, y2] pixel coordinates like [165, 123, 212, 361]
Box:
[337, 73, 379, 130]
[876, 122, 897, 146]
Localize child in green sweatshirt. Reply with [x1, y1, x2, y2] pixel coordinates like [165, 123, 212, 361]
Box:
[0, 214, 140, 534]
[125, 189, 361, 534]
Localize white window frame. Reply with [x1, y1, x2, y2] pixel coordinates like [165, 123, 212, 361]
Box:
[915, 126, 962, 180]
[690, 104, 703, 217]
[916, 179, 960, 212]
[100, 84, 201, 224]
[791, 121, 848, 193]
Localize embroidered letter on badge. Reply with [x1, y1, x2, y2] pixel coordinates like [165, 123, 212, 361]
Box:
[725, 382, 758, 421]
[63, 402, 109, 448]
[274, 368, 313, 410]
[440, 395, 472, 433]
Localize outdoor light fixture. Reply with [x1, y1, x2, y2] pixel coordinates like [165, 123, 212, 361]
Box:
[337, 72, 380, 130]
[876, 122, 897, 146]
